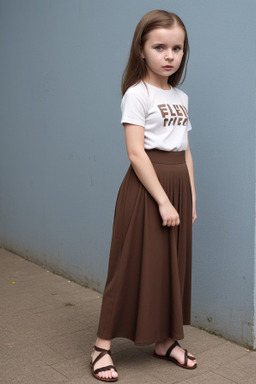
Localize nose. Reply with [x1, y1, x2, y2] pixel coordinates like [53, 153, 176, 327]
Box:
[165, 49, 174, 60]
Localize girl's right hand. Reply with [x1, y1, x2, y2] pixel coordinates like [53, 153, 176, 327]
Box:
[159, 200, 180, 227]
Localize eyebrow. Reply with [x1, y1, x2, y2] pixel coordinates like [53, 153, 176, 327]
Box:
[152, 42, 184, 46]
[152, 40, 183, 44]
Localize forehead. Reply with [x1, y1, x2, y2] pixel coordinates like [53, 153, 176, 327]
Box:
[145, 26, 185, 44]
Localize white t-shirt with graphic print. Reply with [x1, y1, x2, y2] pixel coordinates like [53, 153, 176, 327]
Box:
[121, 81, 192, 152]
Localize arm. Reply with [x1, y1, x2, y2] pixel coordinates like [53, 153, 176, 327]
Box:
[124, 123, 180, 227]
[185, 134, 197, 223]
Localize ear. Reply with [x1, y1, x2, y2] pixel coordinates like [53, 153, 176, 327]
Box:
[140, 48, 145, 60]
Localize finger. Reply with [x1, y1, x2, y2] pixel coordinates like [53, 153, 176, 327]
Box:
[192, 216, 197, 224]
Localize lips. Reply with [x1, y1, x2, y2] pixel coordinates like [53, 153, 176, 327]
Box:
[162, 66, 174, 70]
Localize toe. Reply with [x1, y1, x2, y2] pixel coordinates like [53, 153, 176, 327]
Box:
[104, 371, 109, 380]
[105, 370, 111, 379]
[111, 368, 118, 378]
[99, 369, 118, 380]
[188, 357, 197, 368]
[98, 372, 104, 379]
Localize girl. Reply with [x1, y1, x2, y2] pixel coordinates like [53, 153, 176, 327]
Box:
[90, 10, 197, 382]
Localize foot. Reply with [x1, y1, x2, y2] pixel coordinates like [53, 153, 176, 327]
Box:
[155, 338, 197, 369]
[91, 345, 118, 381]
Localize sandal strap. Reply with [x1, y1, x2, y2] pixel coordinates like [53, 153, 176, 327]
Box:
[94, 365, 117, 375]
[91, 345, 112, 370]
[94, 345, 111, 355]
[165, 340, 180, 357]
[184, 349, 188, 366]
[164, 341, 196, 368]
[187, 354, 196, 361]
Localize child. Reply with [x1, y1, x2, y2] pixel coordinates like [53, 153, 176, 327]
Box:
[90, 10, 197, 382]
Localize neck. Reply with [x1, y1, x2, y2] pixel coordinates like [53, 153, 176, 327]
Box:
[144, 75, 170, 90]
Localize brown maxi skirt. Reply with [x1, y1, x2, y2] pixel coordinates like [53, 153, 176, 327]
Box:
[97, 149, 192, 346]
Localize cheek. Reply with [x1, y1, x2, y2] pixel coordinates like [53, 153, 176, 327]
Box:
[147, 52, 162, 63]
[178, 52, 184, 63]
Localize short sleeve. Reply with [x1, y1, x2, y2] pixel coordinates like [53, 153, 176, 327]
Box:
[121, 92, 146, 127]
[187, 119, 192, 132]
[186, 93, 192, 132]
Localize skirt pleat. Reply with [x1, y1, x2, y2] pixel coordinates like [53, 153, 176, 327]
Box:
[97, 150, 192, 345]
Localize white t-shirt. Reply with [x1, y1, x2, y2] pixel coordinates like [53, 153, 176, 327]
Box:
[121, 81, 192, 151]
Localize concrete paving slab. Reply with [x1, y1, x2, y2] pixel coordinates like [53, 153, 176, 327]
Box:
[144, 356, 203, 383]
[52, 355, 89, 380]
[67, 376, 99, 384]
[182, 325, 226, 354]
[176, 372, 236, 384]
[0, 248, 255, 384]
[0, 354, 69, 384]
[201, 340, 249, 365]
[42, 330, 89, 360]
[215, 353, 256, 384]
[110, 347, 175, 384]
[0, 339, 67, 366]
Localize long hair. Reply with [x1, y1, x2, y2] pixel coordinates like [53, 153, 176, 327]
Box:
[121, 10, 190, 95]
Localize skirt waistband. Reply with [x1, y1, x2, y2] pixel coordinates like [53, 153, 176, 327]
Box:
[146, 149, 185, 164]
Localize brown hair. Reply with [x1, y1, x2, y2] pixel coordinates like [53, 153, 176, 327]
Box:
[121, 10, 189, 95]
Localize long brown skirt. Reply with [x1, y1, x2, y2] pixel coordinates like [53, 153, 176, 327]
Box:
[97, 150, 192, 346]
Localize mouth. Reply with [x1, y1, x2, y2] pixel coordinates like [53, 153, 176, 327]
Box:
[162, 66, 174, 70]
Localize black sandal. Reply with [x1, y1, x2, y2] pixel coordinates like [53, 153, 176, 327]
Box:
[154, 340, 197, 369]
[90, 345, 118, 382]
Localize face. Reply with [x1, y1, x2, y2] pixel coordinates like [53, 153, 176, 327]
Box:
[141, 26, 185, 87]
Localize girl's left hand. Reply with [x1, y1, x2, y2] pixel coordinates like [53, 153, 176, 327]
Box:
[192, 203, 197, 224]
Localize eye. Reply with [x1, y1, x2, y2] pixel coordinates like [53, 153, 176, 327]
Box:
[155, 45, 164, 52]
[173, 46, 182, 52]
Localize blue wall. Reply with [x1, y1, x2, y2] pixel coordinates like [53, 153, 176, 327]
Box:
[0, 0, 255, 347]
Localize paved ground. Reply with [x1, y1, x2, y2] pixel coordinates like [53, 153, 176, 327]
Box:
[0, 248, 255, 384]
